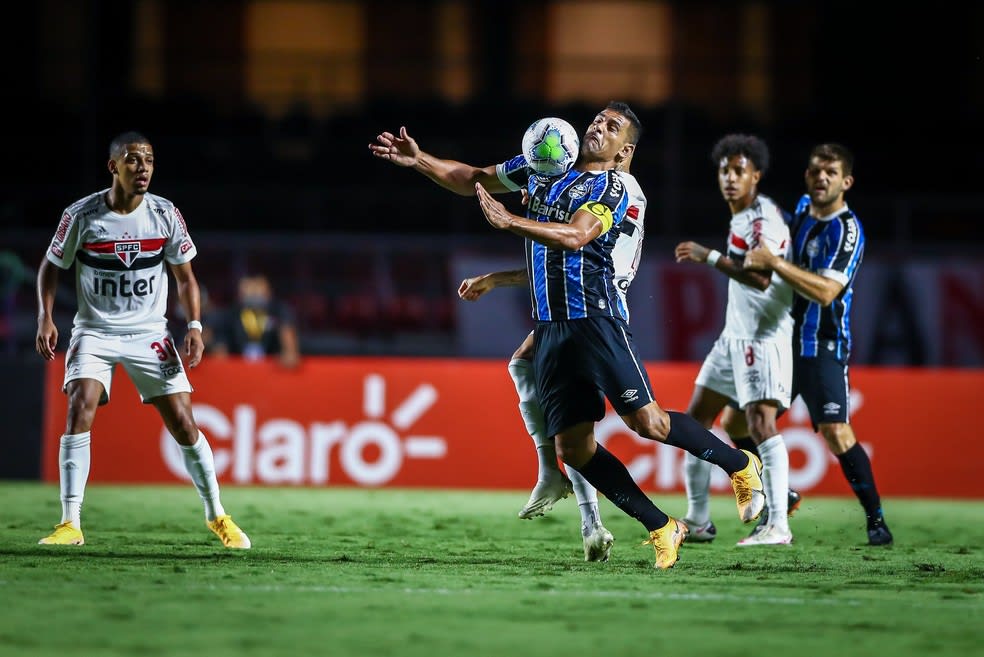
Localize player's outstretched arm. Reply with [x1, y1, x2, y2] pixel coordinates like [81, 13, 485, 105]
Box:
[35, 258, 59, 361]
[458, 268, 527, 301]
[169, 261, 204, 368]
[370, 126, 507, 196]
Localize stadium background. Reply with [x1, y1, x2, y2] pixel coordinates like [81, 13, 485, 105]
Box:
[2, 0, 982, 494]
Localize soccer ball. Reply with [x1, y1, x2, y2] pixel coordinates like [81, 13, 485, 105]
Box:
[522, 117, 579, 177]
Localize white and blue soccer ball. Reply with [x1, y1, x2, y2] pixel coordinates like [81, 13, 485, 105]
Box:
[522, 117, 579, 177]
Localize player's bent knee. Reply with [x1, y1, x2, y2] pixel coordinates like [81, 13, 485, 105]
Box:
[819, 422, 856, 454]
[624, 404, 670, 442]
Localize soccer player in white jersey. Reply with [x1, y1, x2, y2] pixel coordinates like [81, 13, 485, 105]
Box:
[457, 155, 645, 562]
[674, 134, 795, 545]
[35, 131, 250, 549]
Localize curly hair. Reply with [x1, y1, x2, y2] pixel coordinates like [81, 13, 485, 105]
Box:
[711, 134, 770, 176]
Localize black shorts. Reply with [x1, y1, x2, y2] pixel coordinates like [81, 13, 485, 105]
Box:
[533, 316, 655, 438]
[792, 351, 851, 430]
[725, 351, 849, 429]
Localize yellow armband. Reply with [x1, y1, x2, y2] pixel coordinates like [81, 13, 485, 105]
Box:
[583, 202, 614, 235]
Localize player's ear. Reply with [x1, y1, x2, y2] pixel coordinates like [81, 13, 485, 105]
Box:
[842, 174, 854, 191]
[618, 143, 635, 163]
[108, 160, 117, 175]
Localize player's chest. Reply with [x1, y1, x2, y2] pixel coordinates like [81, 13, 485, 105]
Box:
[527, 177, 596, 224]
[80, 209, 166, 243]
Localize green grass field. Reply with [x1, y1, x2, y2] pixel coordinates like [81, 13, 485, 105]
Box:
[1, 483, 981, 657]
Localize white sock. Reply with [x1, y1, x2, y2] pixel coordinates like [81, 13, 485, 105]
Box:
[508, 358, 561, 483]
[59, 432, 91, 528]
[683, 451, 712, 524]
[180, 432, 226, 522]
[758, 435, 790, 531]
[566, 466, 602, 532]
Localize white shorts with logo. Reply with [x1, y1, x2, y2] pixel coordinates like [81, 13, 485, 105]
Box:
[64, 327, 193, 405]
[694, 335, 792, 410]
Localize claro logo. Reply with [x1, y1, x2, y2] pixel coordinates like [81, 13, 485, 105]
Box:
[160, 374, 446, 485]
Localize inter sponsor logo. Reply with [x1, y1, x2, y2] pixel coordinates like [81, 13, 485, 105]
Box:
[92, 273, 157, 297]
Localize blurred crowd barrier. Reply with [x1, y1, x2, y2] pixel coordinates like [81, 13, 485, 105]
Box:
[3, 232, 982, 366]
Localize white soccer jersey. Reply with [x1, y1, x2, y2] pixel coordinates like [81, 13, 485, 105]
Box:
[722, 194, 793, 340]
[611, 172, 647, 318]
[46, 190, 197, 334]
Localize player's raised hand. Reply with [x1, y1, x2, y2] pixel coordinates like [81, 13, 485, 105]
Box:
[369, 126, 420, 167]
[675, 241, 710, 264]
[476, 182, 513, 230]
[36, 316, 58, 361]
[458, 274, 495, 302]
[184, 330, 204, 368]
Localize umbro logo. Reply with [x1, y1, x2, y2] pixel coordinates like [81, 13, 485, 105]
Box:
[823, 402, 841, 414]
[621, 389, 638, 402]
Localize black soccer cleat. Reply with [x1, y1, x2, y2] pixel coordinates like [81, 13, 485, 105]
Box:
[867, 522, 894, 546]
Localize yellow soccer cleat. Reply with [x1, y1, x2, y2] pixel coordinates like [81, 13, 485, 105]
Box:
[207, 515, 251, 549]
[38, 521, 85, 546]
[643, 517, 688, 570]
[731, 450, 766, 523]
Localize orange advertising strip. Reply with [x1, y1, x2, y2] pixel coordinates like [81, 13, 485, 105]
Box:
[42, 357, 983, 498]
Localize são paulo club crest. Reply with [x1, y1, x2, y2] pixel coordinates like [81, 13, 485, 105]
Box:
[115, 241, 141, 267]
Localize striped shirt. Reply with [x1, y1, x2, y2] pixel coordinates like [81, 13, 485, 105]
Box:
[46, 190, 197, 334]
[788, 202, 864, 358]
[496, 155, 630, 321]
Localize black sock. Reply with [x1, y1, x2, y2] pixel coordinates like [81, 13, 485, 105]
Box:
[731, 436, 758, 456]
[574, 444, 669, 531]
[837, 442, 884, 526]
[665, 411, 746, 474]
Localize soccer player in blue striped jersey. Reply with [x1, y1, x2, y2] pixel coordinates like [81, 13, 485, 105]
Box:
[744, 143, 893, 546]
[458, 151, 645, 562]
[372, 103, 768, 568]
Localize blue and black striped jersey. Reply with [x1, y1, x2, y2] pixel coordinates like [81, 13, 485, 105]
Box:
[788, 202, 865, 359]
[496, 154, 630, 322]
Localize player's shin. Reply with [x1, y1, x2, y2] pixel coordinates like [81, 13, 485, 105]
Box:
[180, 432, 226, 521]
[665, 411, 746, 473]
[758, 435, 790, 530]
[683, 451, 712, 525]
[59, 432, 91, 527]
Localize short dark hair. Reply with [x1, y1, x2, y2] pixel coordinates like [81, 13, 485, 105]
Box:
[809, 143, 854, 176]
[109, 131, 152, 158]
[711, 134, 770, 176]
[606, 101, 642, 145]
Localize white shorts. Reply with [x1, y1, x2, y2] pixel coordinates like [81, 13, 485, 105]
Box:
[694, 335, 792, 410]
[64, 327, 193, 405]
